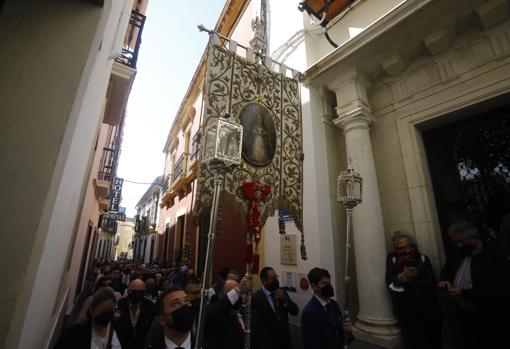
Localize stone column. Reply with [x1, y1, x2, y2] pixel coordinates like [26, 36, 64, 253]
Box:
[333, 73, 400, 348]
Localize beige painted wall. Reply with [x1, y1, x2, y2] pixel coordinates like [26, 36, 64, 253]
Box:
[0, 1, 134, 347]
[64, 121, 112, 315]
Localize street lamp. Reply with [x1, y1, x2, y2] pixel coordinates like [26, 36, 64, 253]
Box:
[195, 111, 243, 349]
[337, 166, 362, 349]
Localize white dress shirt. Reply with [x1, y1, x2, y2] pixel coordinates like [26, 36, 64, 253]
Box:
[314, 294, 330, 310]
[90, 327, 121, 349]
[226, 288, 245, 331]
[164, 332, 191, 349]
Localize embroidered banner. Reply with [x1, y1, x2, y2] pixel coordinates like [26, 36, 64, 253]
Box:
[195, 42, 304, 233]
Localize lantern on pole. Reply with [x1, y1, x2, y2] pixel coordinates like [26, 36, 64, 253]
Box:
[337, 166, 362, 349]
[202, 111, 244, 168]
[195, 111, 243, 349]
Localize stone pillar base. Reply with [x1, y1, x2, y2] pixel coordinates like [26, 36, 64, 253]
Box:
[352, 316, 401, 348]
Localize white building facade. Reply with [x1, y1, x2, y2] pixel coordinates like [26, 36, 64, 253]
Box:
[217, 0, 510, 347]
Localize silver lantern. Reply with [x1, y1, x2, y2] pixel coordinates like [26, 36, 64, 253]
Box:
[337, 166, 363, 209]
[337, 166, 363, 349]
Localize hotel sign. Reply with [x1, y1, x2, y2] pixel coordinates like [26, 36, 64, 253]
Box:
[105, 212, 126, 221]
[109, 177, 123, 212]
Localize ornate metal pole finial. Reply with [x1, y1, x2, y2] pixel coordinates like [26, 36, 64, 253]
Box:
[249, 0, 268, 57]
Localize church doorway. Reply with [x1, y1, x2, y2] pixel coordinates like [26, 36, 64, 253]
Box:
[422, 104, 510, 258]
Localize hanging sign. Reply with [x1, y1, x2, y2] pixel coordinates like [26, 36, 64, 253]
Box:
[105, 212, 126, 221]
[109, 177, 123, 212]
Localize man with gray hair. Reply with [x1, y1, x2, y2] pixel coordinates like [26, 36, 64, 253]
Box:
[438, 220, 510, 349]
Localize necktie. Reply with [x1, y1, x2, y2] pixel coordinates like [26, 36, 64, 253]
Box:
[271, 294, 280, 317]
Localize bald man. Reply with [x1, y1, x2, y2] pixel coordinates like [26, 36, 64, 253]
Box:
[116, 279, 156, 349]
[204, 277, 270, 349]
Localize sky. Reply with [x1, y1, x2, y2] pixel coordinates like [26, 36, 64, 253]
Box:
[117, 1, 226, 217]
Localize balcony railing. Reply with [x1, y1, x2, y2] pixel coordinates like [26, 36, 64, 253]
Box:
[189, 133, 200, 166]
[98, 136, 120, 182]
[115, 10, 146, 69]
[172, 153, 186, 183]
[162, 174, 170, 193]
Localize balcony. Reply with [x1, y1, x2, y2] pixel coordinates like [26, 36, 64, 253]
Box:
[187, 133, 200, 176]
[103, 10, 144, 125]
[93, 178, 110, 199]
[115, 10, 146, 69]
[172, 153, 186, 184]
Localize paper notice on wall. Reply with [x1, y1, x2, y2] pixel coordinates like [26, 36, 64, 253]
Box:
[297, 273, 313, 294]
[281, 271, 297, 293]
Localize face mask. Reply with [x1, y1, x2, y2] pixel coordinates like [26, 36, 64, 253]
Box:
[320, 283, 335, 298]
[94, 310, 114, 327]
[165, 305, 194, 333]
[459, 244, 474, 256]
[268, 279, 279, 292]
[129, 290, 144, 305]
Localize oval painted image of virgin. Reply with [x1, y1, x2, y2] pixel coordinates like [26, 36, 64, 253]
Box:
[239, 103, 276, 167]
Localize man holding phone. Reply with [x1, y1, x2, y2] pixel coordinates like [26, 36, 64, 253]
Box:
[385, 231, 441, 349]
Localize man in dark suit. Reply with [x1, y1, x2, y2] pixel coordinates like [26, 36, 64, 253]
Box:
[204, 278, 270, 349]
[116, 279, 156, 349]
[252, 266, 299, 349]
[438, 221, 510, 349]
[301, 267, 352, 349]
[144, 285, 195, 349]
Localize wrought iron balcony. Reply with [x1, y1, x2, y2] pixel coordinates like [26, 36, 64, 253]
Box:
[115, 10, 146, 69]
[189, 133, 200, 166]
[172, 153, 186, 183]
[97, 136, 120, 182]
[162, 174, 170, 193]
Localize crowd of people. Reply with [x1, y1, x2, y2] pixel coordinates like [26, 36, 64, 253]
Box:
[55, 219, 510, 349]
[56, 258, 351, 349]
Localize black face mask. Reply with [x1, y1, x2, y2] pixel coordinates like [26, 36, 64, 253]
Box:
[94, 310, 114, 327]
[320, 283, 335, 298]
[267, 279, 279, 292]
[166, 305, 195, 333]
[129, 290, 144, 305]
[459, 244, 475, 256]
[123, 269, 130, 275]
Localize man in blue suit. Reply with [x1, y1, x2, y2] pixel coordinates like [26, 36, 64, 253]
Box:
[301, 267, 352, 349]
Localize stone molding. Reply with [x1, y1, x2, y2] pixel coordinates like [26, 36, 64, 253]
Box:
[332, 72, 375, 131]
